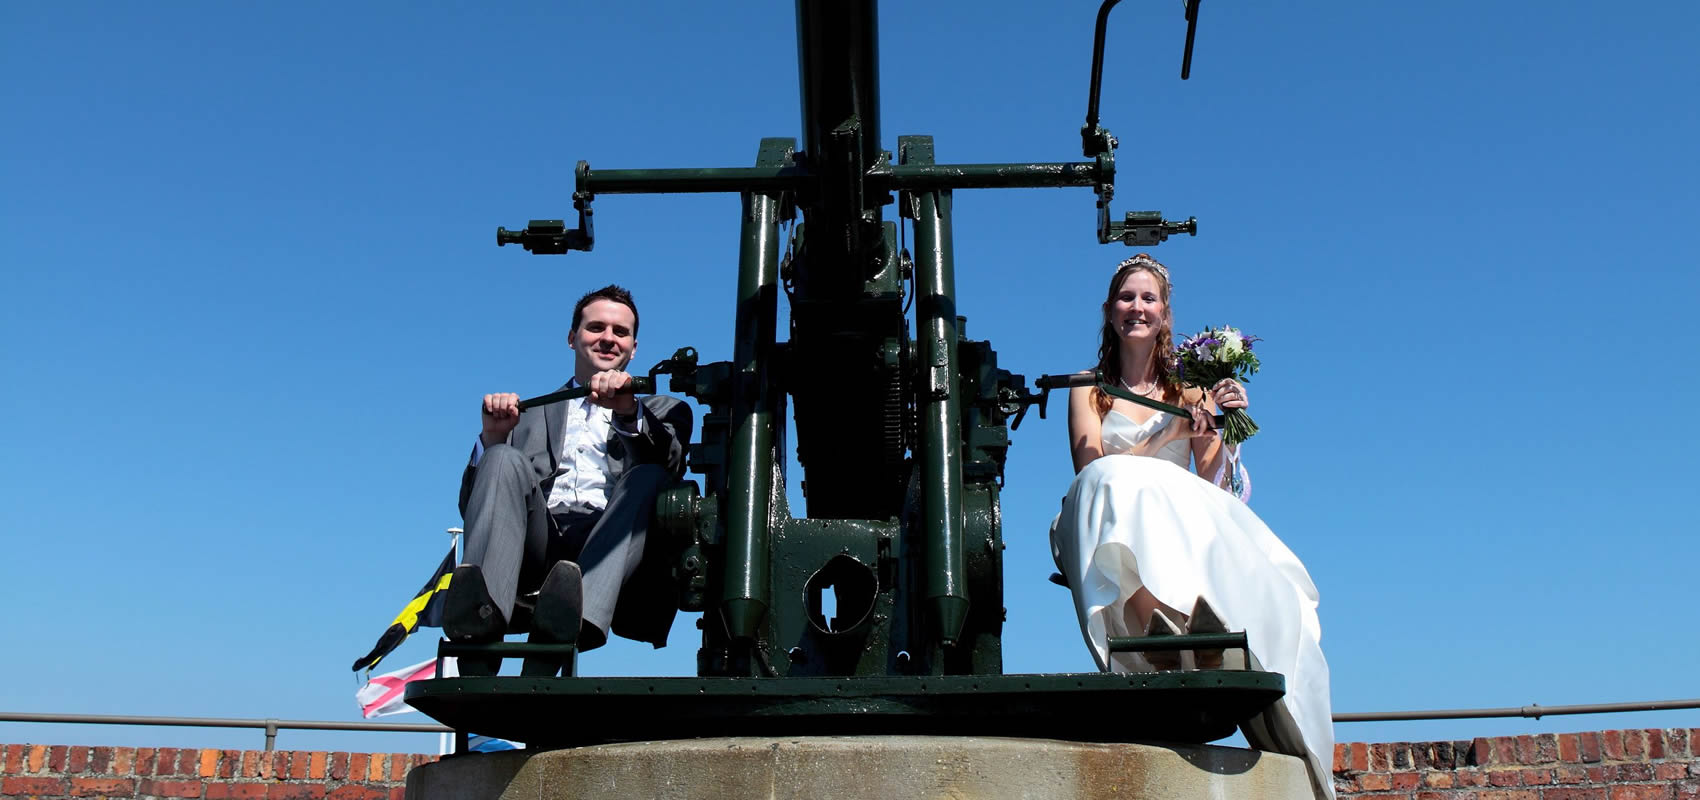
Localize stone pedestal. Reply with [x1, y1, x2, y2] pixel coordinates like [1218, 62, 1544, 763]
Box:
[405, 736, 1312, 800]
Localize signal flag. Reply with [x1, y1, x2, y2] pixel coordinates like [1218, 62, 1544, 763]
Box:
[351, 545, 455, 673]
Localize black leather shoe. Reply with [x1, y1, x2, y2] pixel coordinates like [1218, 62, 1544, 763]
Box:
[443, 565, 504, 676]
[443, 565, 504, 641]
[521, 561, 582, 677]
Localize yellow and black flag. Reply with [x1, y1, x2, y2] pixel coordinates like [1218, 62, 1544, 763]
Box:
[351, 546, 455, 672]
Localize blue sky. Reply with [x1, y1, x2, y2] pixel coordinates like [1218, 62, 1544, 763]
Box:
[3, 1, 1697, 755]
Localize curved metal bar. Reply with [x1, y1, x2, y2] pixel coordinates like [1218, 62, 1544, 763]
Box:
[1084, 0, 1122, 131]
[1035, 370, 1222, 429]
[516, 377, 654, 412]
[1181, 0, 1201, 80]
[1084, 0, 1202, 132]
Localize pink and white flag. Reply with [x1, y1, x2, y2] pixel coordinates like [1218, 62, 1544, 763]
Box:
[356, 657, 457, 718]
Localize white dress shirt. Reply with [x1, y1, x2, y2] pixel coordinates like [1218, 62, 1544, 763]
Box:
[548, 395, 614, 513]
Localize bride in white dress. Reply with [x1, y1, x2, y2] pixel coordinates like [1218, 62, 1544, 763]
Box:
[1049, 253, 1334, 800]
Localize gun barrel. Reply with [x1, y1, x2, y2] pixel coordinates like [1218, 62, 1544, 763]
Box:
[796, 0, 882, 171]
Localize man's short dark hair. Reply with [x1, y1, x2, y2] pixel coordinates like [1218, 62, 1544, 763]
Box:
[571, 285, 640, 337]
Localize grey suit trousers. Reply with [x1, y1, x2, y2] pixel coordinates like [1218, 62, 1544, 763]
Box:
[460, 443, 671, 636]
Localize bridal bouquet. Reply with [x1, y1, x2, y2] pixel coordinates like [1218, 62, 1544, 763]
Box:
[1174, 326, 1261, 446]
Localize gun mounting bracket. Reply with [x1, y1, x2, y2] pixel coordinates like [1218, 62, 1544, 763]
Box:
[495, 161, 597, 254]
[1101, 210, 1197, 247]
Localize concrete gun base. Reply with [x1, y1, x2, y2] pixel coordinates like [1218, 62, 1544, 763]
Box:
[405, 735, 1313, 799]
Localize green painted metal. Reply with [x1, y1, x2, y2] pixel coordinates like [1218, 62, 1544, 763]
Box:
[1035, 369, 1225, 429]
[513, 376, 654, 411]
[720, 139, 792, 645]
[427, 0, 1252, 748]
[409, 670, 1283, 748]
[580, 166, 805, 195]
[1109, 632, 1250, 653]
[575, 162, 1103, 195]
[765, 516, 897, 677]
[436, 642, 577, 661]
[795, 0, 883, 181]
[903, 136, 969, 648]
[880, 161, 1101, 190]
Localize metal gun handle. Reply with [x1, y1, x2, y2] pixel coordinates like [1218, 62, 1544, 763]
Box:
[517, 377, 656, 412]
[1035, 370, 1222, 430]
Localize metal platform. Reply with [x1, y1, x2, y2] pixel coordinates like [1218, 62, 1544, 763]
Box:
[405, 671, 1285, 748]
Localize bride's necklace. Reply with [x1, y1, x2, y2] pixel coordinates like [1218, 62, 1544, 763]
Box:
[1118, 375, 1159, 395]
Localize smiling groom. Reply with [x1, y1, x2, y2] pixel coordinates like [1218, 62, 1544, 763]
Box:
[444, 285, 693, 673]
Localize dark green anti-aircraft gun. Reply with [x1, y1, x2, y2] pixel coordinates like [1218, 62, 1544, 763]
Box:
[409, 0, 1278, 749]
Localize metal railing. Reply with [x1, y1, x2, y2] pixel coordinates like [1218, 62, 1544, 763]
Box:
[0, 712, 447, 751]
[5, 698, 1698, 751]
[1332, 698, 1700, 723]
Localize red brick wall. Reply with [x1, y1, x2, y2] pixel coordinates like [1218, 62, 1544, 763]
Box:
[2, 729, 1696, 798]
[1333, 729, 1700, 799]
[0, 744, 435, 799]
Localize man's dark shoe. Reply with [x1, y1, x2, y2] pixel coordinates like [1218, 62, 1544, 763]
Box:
[443, 565, 504, 676]
[522, 561, 583, 677]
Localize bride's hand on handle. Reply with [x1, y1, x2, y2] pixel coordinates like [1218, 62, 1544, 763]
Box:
[1211, 378, 1248, 411]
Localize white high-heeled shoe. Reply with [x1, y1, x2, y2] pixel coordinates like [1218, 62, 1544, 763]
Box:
[1186, 596, 1236, 670]
[1142, 609, 1186, 671]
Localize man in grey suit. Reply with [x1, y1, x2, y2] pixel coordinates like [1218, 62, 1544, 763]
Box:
[444, 285, 693, 673]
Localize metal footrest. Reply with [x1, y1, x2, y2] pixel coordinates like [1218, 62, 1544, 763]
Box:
[1108, 631, 1248, 654]
[437, 640, 579, 681]
[438, 642, 581, 661]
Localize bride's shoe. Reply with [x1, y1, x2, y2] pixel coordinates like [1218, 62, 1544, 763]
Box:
[1186, 597, 1230, 670]
[1142, 609, 1186, 671]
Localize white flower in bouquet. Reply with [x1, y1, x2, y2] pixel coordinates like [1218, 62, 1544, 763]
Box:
[1219, 329, 1244, 359]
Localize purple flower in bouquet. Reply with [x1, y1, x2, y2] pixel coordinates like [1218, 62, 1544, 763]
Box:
[1173, 326, 1262, 446]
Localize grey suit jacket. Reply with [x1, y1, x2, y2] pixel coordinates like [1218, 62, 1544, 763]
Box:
[456, 388, 694, 647]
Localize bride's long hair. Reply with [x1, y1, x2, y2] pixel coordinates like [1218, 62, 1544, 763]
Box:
[1094, 254, 1180, 416]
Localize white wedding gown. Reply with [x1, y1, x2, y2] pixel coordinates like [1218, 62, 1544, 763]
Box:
[1050, 409, 1334, 799]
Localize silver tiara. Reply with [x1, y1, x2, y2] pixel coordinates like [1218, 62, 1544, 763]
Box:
[1116, 253, 1171, 285]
